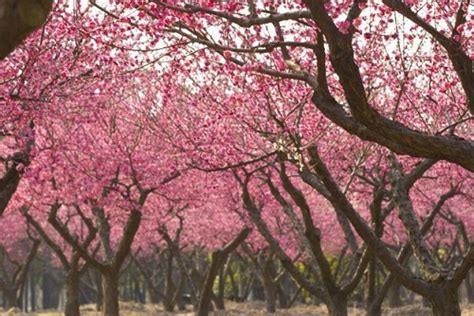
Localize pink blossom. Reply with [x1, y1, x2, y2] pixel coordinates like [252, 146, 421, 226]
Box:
[337, 21, 351, 34]
[223, 50, 232, 59]
[15, 163, 25, 172]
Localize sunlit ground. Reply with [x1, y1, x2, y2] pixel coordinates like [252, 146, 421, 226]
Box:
[2, 302, 474, 316]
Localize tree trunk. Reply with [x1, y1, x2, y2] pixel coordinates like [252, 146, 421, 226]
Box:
[261, 269, 276, 313]
[366, 302, 382, 316]
[102, 271, 120, 316]
[64, 271, 81, 316]
[30, 273, 36, 312]
[465, 270, 474, 303]
[327, 295, 348, 316]
[387, 280, 402, 307]
[4, 289, 19, 309]
[96, 272, 103, 311]
[430, 289, 461, 316]
[277, 283, 289, 309]
[366, 256, 376, 312]
[215, 266, 226, 310]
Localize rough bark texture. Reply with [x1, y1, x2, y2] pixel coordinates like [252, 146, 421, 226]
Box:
[102, 271, 120, 316]
[0, 165, 21, 216]
[327, 295, 348, 316]
[64, 271, 80, 316]
[0, 0, 53, 60]
[261, 263, 276, 313]
[430, 288, 461, 316]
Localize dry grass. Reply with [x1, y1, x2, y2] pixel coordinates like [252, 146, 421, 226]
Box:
[1, 302, 474, 315]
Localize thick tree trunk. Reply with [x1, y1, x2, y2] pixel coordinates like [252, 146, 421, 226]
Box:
[327, 295, 348, 316]
[64, 271, 81, 316]
[430, 289, 461, 316]
[102, 271, 120, 316]
[366, 302, 382, 316]
[0, 0, 53, 60]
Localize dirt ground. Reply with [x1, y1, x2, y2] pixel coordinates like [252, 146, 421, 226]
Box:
[2, 302, 474, 315]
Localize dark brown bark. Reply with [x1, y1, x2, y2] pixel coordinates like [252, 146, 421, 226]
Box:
[102, 270, 120, 316]
[327, 294, 348, 316]
[300, 0, 474, 171]
[214, 265, 226, 310]
[430, 287, 461, 316]
[0, 164, 21, 216]
[64, 270, 80, 316]
[0, 0, 53, 60]
[366, 256, 377, 312]
[196, 228, 250, 316]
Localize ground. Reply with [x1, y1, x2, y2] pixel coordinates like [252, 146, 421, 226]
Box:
[2, 302, 474, 315]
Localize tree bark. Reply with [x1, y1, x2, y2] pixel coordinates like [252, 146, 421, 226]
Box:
[387, 280, 402, 307]
[102, 271, 120, 316]
[430, 289, 461, 316]
[262, 276, 276, 313]
[465, 270, 474, 303]
[64, 271, 80, 316]
[0, 0, 54, 60]
[366, 256, 376, 312]
[96, 272, 103, 311]
[261, 260, 276, 313]
[214, 265, 226, 310]
[276, 282, 289, 309]
[327, 295, 348, 316]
